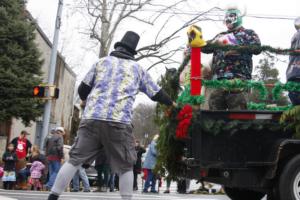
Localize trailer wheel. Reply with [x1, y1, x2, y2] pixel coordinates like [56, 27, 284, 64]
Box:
[279, 154, 300, 200]
[224, 187, 265, 200]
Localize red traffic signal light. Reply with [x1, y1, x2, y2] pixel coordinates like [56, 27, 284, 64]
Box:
[33, 86, 45, 97]
[33, 85, 59, 99]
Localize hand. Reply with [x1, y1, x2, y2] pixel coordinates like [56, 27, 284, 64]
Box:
[202, 67, 212, 80]
[80, 100, 86, 108]
[172, 102, 177, 107]
[225, 50, 239, 56]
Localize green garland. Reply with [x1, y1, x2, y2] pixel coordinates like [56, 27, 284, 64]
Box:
[177, 80, 300, 108]
[272, 81, 300, 100]
[247, 102, 293, 111]
[177, 85, 205, 105]
[176, 79, 268, 106]
[202, 79, 268, 100]
[203, 43, 300, 56]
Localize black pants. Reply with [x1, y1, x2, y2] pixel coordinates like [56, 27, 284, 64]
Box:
[133, 171, 138, 189]
[3, 181, 14, 190]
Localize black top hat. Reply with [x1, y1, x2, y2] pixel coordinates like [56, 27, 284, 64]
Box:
[114, 31, 140, 55]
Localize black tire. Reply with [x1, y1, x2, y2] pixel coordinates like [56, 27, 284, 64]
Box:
[278, 154, 300, 200]
[224, 187, 265, 200]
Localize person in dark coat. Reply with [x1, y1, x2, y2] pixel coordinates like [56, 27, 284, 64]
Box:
[2, 143, 18, 190]
[133, 140, 145, 190]
[286, 17, 300, 105]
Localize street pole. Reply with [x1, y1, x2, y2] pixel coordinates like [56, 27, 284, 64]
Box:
[40, 0, 63, 149]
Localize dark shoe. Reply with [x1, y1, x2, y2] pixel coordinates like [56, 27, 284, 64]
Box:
[163, 190, 170, 193]
[83, 189, 91, 192]
[142, 189, 148, 193]
[48, 194, 59, 200]
[70, 189, 79, 192]
[150, 190, 158, 193]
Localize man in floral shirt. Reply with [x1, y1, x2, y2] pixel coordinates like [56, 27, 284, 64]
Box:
[47, 31, 174, 200]
[203, 7, 261, 110]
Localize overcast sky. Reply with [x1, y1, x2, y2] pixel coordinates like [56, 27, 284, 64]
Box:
[26, 0, 300, 105]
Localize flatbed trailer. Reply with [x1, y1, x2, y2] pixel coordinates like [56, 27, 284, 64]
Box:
[183, 110, 300, 200]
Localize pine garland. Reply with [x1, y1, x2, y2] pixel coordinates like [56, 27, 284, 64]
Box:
[272, 81, 300, 100]
[203, 43, 300, 56]
[280, 106, 300, 138]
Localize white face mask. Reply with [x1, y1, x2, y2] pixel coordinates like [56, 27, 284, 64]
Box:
[224, 13, 238, 26]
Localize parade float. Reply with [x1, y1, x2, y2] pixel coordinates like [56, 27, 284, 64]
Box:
[155, 25, 300, 200]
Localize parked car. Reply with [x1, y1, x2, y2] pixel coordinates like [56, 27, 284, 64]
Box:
[64, 145, 97, 186]
[85, 161, 98, 186]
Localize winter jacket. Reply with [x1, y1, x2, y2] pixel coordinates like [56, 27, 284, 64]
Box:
[2, 151, 17, 171]
[44, 133, 64, 161]
[134, 146, 146, 173]
[142, 141, 157, 170]
[286, 30, 300, 81]
[203, 26, 261, 80]
[30, 161, 45, 179]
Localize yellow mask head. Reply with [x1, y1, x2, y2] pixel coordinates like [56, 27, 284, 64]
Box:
[187, 25, 207, 48]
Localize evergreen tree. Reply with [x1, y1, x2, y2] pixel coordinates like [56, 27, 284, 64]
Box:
[250, 57, 288, 105]
[0, 0, 43, 125]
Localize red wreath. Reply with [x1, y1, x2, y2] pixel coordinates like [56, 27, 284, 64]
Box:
[176, 105, 193, 139]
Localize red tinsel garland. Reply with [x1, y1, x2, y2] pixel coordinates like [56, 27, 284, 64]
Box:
[176, 105, 193, 139]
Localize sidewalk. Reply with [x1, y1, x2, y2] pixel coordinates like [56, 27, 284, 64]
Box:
[0, 195, 16, 200]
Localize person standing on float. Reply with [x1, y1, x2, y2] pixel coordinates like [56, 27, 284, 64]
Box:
[202, 7, 261, 110]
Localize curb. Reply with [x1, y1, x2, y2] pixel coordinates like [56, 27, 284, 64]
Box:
[0, 195, 17, 200]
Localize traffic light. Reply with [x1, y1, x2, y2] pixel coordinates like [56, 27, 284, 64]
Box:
[33, 85, 59, 99]
[33, 86, 45, 97]
[49, 86, 59, 99]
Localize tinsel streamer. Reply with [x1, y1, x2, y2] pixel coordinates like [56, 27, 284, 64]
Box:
[202, 79, 268, 100]
[177, 85, 205, 105]
[247, 102, 293, 111]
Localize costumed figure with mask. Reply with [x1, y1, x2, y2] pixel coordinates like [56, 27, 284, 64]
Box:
[202, 7, 261, 110]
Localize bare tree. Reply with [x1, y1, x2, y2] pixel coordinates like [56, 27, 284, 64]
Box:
[73, 0, 221, 69]
[132, 103, 158, 144]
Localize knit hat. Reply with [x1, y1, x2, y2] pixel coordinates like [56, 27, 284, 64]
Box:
[56, 127, 65, 134]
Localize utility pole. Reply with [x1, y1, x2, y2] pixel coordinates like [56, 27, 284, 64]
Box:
[40, 0, 64, 149]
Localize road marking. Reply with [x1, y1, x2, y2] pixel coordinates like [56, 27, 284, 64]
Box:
[0, 189, 228, 200]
